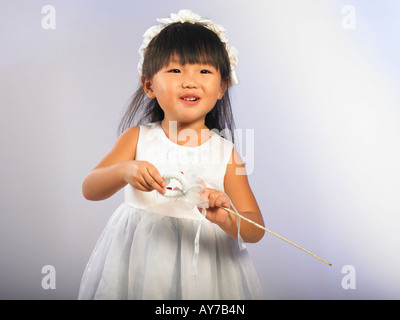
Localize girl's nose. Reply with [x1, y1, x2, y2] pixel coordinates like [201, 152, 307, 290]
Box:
[182, 76, 198, 89]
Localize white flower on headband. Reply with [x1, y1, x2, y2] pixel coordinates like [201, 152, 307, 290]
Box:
[157, 10, 210, 25]
[137, 9, 239, 86]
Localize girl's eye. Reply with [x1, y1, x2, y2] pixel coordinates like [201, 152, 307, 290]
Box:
[168, 69, 181, 73]
[200, 69, 211, 74]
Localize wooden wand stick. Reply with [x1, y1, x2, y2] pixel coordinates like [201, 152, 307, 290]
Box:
[220, 206, 332, 266]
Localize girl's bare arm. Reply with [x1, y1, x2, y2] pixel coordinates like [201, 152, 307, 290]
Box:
[218, 148, 265, 243]
[82, 126, 165, 201]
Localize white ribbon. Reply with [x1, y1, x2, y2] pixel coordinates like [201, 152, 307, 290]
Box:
[160, 170, 245, 275]
[191, 206, 207, 275]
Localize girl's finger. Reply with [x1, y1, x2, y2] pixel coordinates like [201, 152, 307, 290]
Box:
[143, 170, 165, 194]
[207, 190, 219, 207]
[209, 191, 229, 208]
[132, 175, 153, 191]
[147, 166, 166, 189]
[216, 195, 230, 208]
[134, 181, 153, 192]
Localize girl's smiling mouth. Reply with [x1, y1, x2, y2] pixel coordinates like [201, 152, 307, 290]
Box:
[180, 94, 200, 105]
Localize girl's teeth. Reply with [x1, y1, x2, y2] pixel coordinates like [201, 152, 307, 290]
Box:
[183, 97, 198, 101]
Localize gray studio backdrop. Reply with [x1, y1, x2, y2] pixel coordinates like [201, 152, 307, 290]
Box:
[1, 0, 400, 299]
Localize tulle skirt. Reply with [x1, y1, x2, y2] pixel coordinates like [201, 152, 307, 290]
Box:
[78, 203, 263, 300]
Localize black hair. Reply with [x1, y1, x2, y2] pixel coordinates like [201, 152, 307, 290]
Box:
[118, 22, 235, 142]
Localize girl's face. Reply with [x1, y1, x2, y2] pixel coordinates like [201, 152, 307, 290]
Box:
[142, 55, 227, 127]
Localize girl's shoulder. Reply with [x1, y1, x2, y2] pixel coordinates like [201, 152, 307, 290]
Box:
[117, 122, 157, 149]
[120, 125, 140, 140]
[111, 126, 141, 158]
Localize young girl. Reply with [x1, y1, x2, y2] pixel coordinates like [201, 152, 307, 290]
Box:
[78, 9, 265, 300]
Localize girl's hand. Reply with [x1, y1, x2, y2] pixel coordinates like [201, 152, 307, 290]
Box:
[200, 187, 231, 226]
[124, 160, 166, 194]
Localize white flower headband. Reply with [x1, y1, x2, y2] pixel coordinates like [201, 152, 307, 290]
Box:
[137, 9, 239, 86]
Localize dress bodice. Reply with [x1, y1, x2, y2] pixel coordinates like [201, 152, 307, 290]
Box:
[124, 122, 234, 214]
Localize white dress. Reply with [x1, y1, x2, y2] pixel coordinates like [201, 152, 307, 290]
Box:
[78, 122, 263, 300]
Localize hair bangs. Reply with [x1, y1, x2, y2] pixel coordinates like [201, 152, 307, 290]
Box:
[143, 23, 230, 80]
